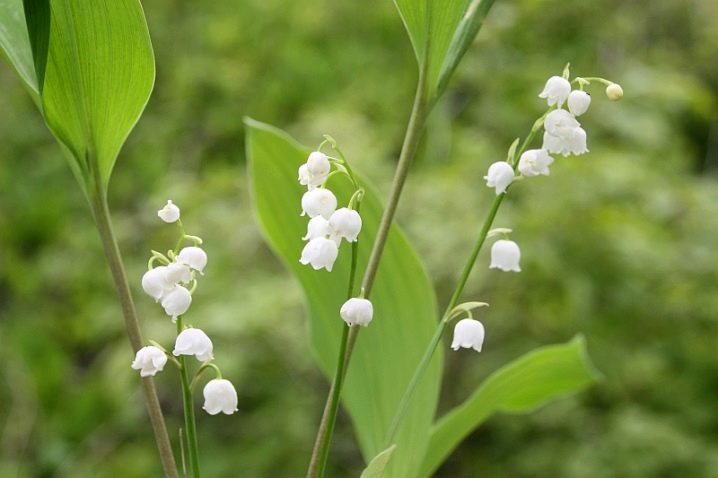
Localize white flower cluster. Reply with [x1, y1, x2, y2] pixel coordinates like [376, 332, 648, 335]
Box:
[298, 151, 362, 272]
[539, 76, 590, 157]
[131, 201, 238, 416]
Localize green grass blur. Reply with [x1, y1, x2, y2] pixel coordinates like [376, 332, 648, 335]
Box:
[1, 0, 717, 476]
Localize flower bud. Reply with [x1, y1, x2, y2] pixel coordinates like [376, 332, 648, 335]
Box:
[203, 379, 238, 415]
[538, 76, 571, 107]
[158, 200, 180, 223]
[161, 285, 192, 320]
[567, 90, 591, 116]
[450, 319, 485, 352]
[329, 208, 362, 243]
[605, 83, 623, 101]
[340, 298, 373, 327]
[173, 328, 214, 362]
[178, 246, 208, 273]
[518, 149, 554, 177]
[306, 151, 330, 177]
[302, 216, 332, 241]
[490, 239, 521, 272]
[300, 237, 339, 272]
[301, 188, 337, 219]
[131, 346, 168, 377]
[142, 266, 172, 301]
[484, 161, 515, 195]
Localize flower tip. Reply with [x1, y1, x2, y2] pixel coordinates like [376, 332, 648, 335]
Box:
[606, 83, 624, 101]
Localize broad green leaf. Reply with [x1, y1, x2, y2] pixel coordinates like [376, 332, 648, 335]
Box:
[0, 0, 39, 101]
[419, 335, 598, 477]
[393, 0, 496, 98]
[29, 0, 155, 189]
[245, 118, 441, 478]
[360, 445, 397, 478]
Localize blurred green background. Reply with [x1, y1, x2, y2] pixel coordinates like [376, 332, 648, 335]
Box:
[1, 0, 717, 476]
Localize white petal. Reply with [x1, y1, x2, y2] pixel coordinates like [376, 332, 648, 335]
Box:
[567, 90, 591, 116]
[340, 298, 373, 326]
[203, 379, 238, 415]
[490, 239, 521, 272]
[158, 200, 180, 223]
[178, 247, 208, 273]
[450, 319, 485, 352]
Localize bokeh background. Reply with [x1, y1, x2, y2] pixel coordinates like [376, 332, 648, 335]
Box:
[1, 0, 717, 476]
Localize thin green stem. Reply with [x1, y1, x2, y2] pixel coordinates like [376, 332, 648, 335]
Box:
[307, 218, 360, 478]
[177, 318, 201, 478]
[382, 116, 545, 445]
[87, 168, 178, 478]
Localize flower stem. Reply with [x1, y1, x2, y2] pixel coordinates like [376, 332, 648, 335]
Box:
[307, 211, 360, 478]
[87, 168, 178, 478]
[177, 318, 201, 478]
[382, 118, 545, 445]
[306, 71, 431, 478]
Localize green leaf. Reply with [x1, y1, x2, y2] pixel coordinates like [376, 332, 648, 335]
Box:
[28, 0, 155, 189]
[245, 118, 441, 478]
[393, 0, 496, 98]
[360, 445, 397, 478]
[419, 335, 598, 477]
[0, 0, 39, 101]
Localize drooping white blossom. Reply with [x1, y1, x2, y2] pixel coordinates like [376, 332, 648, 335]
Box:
[306, 151, 330, 177]
[484, 161, 515, 195]
[490, 239, 521, 272]
[202, 379, 238, 415]
[605, 83, 624, 101]
[158, 200, 180, 223]
[340, 298, 373, 327]
[302, 216, 332, 241]
[542, 109, 588, 157]
[165, 261, 192, 285]
[538, 76, 571, 107]
[173, 328, 214, 362]
[544, 109, 580, 137]
[567, 90, 591, 116]
[518, 149, 554, 177]
[161, 285, 192, 320]
[329, 208, 362, 243]
[131, 346, 168, 377]
[178, 246, 208, 273]
[141, 266, 172, 301]
[300, 237, 339, 271]
[451, 319, 485, 352]
[301, 188, 337, 219]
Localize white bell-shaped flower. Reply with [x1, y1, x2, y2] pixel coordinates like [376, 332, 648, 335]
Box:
[300, 237, 339, 271]
[165, 261, 192, 284]
[538, 76, 571, 107]
[518, 149, 554, 177]
[484, 161, 515, 195]
[450, 319, 485, 352]
[340, 298, 373, 327]
[567, 127, 588, 155]
[173, 328, 214, 362]
[306, 151, 330, 177]
[544, 109, 580, 138]
[605, 83, 623, 101]
[298, 164, 325, 190]
[301, 188, 337, 219]
[490, 239, 521, 272]
[567, 90, 591, 116]
[302, 216, 332, 241]
[203, 379, 238, 415]
[161, 285, 192, 320]
[141, 266, 172, 301]
[158, 200, 180, 223]
[131, 346, 168, 377]
[178, 246, 208, 273]
[329, 208, 362, 243]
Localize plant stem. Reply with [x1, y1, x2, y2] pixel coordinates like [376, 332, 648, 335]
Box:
[307, 223, 360, 478]
[384, 193, 503, 446]
[177, 318, 201, 478]
[306, 72, 431, 478]
[88, 172, 178, 478]
[382, 118, 545, 445]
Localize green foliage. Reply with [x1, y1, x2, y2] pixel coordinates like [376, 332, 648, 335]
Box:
[1, 0, 155, 192]
[393, 0, 496, 97]
[245, 118, 441, 477]
[0, 0, 38, 101]
[420, 336, 597, 477]
[360, 445, 396, 478]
